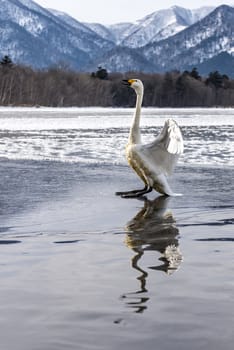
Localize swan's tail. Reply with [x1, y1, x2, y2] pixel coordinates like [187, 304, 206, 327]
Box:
[169, 192, 183, 197]
[154, 174, 182, 197]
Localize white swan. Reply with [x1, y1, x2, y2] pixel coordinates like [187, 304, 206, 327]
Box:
[116, 79, 183, 198]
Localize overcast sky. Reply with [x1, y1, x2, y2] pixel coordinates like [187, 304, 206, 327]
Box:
[34, 1, 233, 24]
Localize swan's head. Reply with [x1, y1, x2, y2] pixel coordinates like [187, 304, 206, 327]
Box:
[122, 79, 144, 95]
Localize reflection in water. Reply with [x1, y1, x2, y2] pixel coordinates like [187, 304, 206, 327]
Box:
[122, 196, 183, 313]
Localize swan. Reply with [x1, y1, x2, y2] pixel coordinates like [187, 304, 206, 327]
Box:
[116, 79, 183, 198]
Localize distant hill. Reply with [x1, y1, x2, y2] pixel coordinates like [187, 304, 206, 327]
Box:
[194, 52, 234, 77]
[0, 0, 233, 76]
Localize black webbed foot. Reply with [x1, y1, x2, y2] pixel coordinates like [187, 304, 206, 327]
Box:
[115, 185, 148, 197]
[119, 186, 153, 198]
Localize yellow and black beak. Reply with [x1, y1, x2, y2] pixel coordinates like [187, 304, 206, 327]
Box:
[122, 79, 135, 86]
[122, 79, 131, 86]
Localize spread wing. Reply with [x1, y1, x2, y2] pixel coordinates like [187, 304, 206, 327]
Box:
[140, 119, 183, 176]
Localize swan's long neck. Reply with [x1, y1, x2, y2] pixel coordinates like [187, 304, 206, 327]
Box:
[128, 90, 143, 145]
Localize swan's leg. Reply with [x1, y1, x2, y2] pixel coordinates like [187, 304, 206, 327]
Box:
[121, 186, 153, 198]
[121, 168, 152, 198]
[115, 185, 148, 196]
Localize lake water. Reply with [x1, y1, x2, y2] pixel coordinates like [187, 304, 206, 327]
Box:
[0, 108, 233, 350]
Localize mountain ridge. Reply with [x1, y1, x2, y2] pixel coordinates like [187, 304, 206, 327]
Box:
[93, 4, 234, 76]
[0, 0, 233, 76]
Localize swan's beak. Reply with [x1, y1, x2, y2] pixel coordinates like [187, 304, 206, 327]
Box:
[122, 79, 131, 86]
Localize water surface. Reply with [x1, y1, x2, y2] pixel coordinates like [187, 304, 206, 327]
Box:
[0, 108, 233, 350]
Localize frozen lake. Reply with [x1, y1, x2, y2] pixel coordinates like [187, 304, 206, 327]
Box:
[0, 108, 233, 350]
[0, 107, 233, 166]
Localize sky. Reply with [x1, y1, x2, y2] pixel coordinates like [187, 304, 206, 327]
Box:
[34, 0, 233, 24]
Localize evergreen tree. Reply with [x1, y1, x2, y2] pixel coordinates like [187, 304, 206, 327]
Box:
[91, 66, 109, 80]
[189, 67, 201, 80]
[206, 71, 224, 88]
[0, 55, 13, 67]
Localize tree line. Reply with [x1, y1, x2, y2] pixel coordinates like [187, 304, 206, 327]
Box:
[0, 56, 234, 107]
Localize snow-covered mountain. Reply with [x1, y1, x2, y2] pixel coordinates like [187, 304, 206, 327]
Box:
[93, 5, 234, 76]
[48, 8, 95, 35]
[0, 0, 233, 76]
[142, 5, 234, 71]
[114, 6, 214, 47]
[0, 0, 114, 69]
[108, 23, 133, 43]
[85, 6, 214, 47]
[83, 22, 116, 43]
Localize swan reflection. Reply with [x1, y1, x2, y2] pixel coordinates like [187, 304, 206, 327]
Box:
[122, 196, 182, 313]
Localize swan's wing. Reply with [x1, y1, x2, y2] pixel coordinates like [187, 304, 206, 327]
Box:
[152, 119, 184, 155]
[140, 119, 183, 176]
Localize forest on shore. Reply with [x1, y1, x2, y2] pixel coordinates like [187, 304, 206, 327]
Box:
[0, 56, 234, 107]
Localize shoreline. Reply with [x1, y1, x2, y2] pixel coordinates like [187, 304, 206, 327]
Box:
[1, 106, 234, 111]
